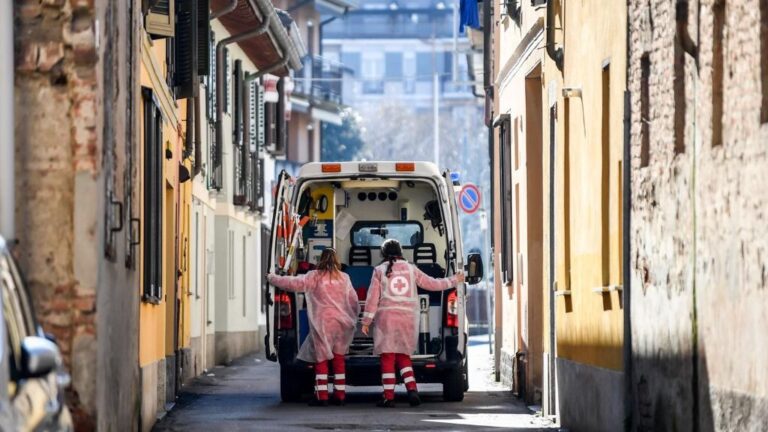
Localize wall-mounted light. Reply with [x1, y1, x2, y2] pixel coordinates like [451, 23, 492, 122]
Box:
[562, 87, 582, 98]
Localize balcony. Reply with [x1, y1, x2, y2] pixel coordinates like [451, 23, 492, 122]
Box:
[324, 9, 454, 39]
[293, 56, 346, 105]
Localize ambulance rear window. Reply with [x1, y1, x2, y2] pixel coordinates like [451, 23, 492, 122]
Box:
[351, 222, 423, 248]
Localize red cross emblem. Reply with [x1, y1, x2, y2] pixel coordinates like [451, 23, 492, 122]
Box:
[390, 276, 410, 296]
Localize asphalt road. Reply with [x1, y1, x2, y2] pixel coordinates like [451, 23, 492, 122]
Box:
[153, 336, 560, 431]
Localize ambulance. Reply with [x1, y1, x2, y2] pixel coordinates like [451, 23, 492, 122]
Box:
[265, 161, 484, 402]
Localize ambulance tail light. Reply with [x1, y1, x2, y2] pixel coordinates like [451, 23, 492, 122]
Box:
[277, 291, 294, 329]
[445, 289, 458, 328]
[321, 163, 342, 173]
[395, 162, 415, 172]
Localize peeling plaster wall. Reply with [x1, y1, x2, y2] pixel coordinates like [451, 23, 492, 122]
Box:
[629, 0, 768, 430]
[14, 0, 139, 429]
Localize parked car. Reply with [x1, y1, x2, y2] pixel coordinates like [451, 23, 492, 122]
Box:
[266, 162, 484, 402]
[0, 236, 72, 431]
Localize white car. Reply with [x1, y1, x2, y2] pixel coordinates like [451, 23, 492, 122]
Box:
[265, 162, 484, 402]
[0, 236, 73, 431]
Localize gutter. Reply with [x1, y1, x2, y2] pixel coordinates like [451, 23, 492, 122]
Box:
[0, 0, 14, 241]
[252, 0, 304, 71]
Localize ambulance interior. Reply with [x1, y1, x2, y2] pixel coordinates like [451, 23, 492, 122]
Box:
[289, 178, 457, 358]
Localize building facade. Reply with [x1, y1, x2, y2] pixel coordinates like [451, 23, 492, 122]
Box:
[489, 0, 627, 429]
[10, 1, 304, 430]
[628, 0, 768, 430]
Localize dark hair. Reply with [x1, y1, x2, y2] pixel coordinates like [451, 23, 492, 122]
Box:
[317, 248, 341, 277]
[381, 239, 403, 277]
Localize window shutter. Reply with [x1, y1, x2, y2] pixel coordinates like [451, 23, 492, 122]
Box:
[146, 0, 175, 38]
[224, 47, 231, 113]
[233, 59, 243, 147]
[207, 31, 216, 121]
[197, 0, 210, 76]
[249, 81, 257, 153]
[257, 83, 265, 152]
[174, 0, 198, 99]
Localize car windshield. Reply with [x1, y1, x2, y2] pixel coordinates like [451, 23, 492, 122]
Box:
[351, 222, 423, 248]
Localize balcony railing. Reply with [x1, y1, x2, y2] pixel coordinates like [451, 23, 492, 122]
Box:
[324, 9, 454, 39]
[293, 56, 345, 105]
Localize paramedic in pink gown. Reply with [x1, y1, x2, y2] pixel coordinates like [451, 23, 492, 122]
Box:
[361, 239, 464, 407]
[268, 248, 359, 406]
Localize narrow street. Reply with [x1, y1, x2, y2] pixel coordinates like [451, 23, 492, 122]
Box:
[154, 336, 559, 431]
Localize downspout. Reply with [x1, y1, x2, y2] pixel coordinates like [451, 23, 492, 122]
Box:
[0, 0, 14, 241]
[546, 0, 563, 71]
[215, 15, 272, 176]
[622, 90, 632, 431]
[211, 0, 238, 20]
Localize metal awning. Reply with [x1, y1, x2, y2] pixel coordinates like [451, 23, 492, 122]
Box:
[212, 0, 306, 76]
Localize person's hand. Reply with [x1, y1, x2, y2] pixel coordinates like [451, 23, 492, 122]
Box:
[362, 324, 370, 336]
[456, 272, 465, 284]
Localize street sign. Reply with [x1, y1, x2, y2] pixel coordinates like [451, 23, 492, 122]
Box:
[458, 183, 481, 214]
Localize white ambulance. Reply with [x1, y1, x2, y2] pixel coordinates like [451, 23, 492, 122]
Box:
[265, 161, 484, 402]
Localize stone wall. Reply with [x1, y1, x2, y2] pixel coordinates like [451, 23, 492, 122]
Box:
[629, 0, 768, 430]
[14, 0, 139, 429]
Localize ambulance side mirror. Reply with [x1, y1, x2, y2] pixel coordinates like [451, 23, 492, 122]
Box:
[465, 253, 484, 285]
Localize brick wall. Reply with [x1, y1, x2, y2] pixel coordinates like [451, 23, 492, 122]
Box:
[629, 0, 768, 430]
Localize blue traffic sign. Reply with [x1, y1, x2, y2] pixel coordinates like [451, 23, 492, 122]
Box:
[458, 183, 481, 214]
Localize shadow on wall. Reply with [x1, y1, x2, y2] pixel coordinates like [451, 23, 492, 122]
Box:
[632, 350, 714, 432]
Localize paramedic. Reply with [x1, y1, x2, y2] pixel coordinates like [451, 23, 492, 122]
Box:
[268, 248, 359, 406]
[361, 239, 464, 407]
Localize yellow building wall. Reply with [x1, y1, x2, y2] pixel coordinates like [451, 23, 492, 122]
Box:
[543, 0, 626, 371]
[138, 34, 192, 366]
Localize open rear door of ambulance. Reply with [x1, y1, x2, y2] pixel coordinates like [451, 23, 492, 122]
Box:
[442, 170, 466, 357]
[265, 170, 292, 362]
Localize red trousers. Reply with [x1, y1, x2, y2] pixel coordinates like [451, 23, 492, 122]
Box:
[380, 353, 417, 400]
[314, 353, 346, 401]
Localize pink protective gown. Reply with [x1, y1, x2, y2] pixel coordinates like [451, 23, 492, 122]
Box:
[268, 271, 360, 363]
[362, 260, 459, 355]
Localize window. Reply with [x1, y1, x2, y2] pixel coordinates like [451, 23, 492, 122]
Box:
[385, 52, 403, 79]
[142, 88, 163, 303]
[640, 54, 651, 167]
[712, 0, 725, 145]
[351, 222, 424, 248]
[341, 52, 361, 76]
[145, 0, 174, 38]
[498, 116, 513, 283]
[228, 230, 235, 299]
[601, 63, 610, 285]
[762, 0, 768, 123]
[416, 53, 432, 81]
[674, 28, 686, 154]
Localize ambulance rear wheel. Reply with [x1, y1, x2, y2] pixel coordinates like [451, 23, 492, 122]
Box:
[280, 365, 302, 402]
[442, 367, 465, 402]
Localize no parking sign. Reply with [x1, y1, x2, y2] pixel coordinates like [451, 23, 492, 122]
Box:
[458, 183, 481, 214]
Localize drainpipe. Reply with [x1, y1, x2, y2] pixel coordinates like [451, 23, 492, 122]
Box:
[622, 90, 632, 431]
[0, 0, 15, 241]
[244, 60, 288, 84]
[211, 0, 238, 20]
[546, 0, 563, 71]
[215, 15, 272, 172]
